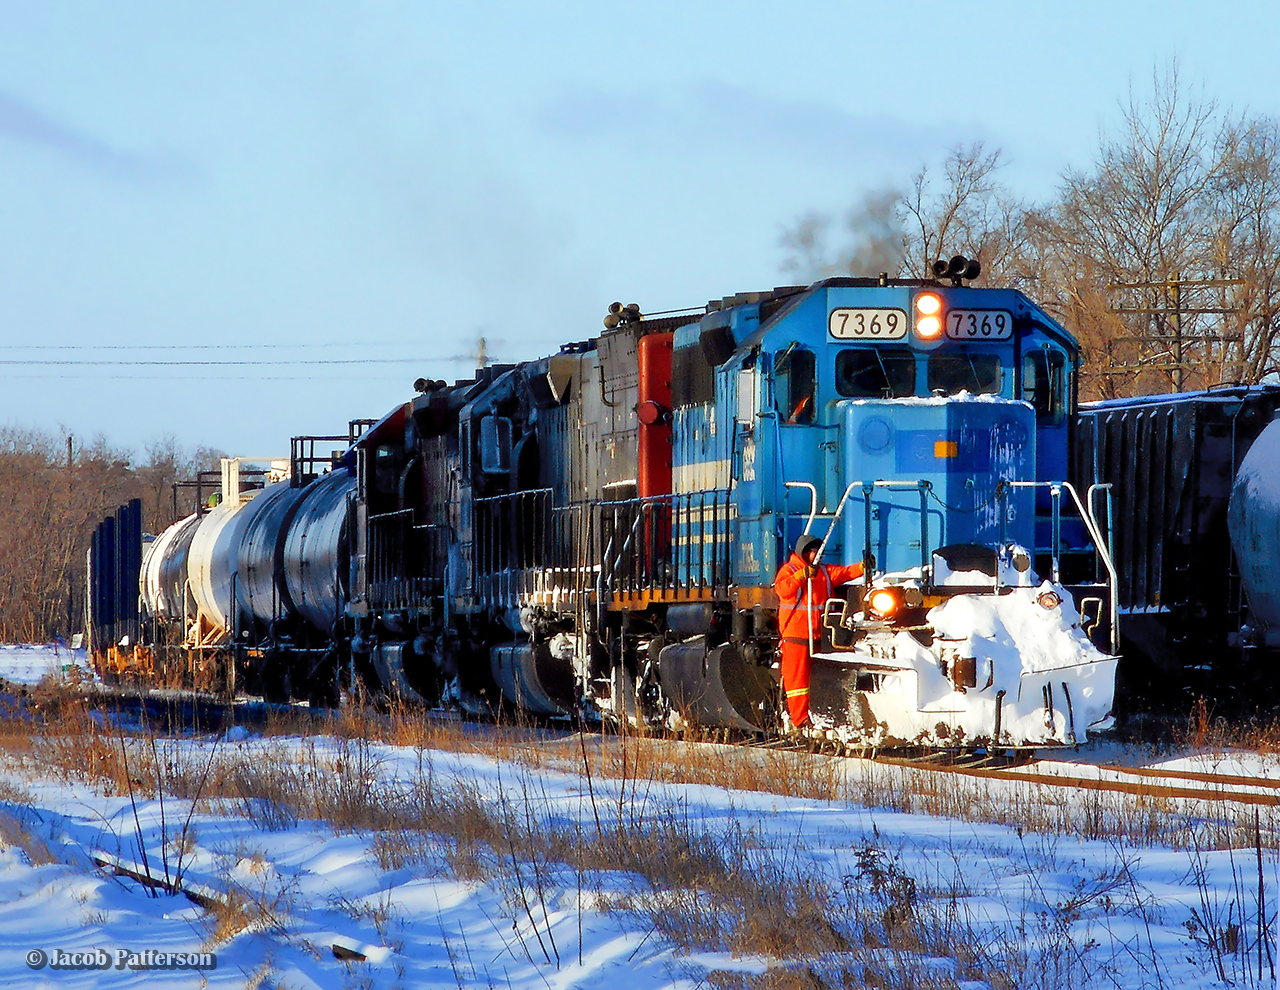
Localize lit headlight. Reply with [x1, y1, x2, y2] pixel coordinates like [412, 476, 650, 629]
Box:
[916, 315, 942, 338]
[868, 588, 901, 617]
[915, 293, 944, 338]
[915, 293, 941, 316]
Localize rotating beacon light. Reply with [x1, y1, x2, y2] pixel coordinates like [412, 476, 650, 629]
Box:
[914, 292, 943, 339]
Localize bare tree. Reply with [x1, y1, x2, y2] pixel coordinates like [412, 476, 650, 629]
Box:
[779, 63, 1280, 399]
[1034, 64, 1260, 396]
[780, 144, 1014, 283]
[1206, 115, 1280, 384]
[0, 427, 225, 643]
[900, 142, 1014, 280]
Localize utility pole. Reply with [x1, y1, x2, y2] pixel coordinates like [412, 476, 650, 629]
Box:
[1104, 273, 1247, 393]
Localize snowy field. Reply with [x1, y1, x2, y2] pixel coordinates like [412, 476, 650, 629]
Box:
[0, 648, 1273, 988]
[0, 643, 95, 687]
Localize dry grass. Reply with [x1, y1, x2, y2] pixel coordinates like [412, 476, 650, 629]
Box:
[0, 808, 56, 865]
[0, 688, 1276, 982]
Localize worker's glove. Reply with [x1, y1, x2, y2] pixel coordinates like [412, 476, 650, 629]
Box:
[803, 565, 817, 578]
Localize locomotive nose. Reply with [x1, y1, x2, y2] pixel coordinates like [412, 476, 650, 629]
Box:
[839, 396, 1037, 575]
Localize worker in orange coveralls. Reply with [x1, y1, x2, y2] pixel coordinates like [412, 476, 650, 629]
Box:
[773, 534, 865, 727]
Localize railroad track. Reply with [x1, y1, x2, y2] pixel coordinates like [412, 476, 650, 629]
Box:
[9, 677, 1279, 808]
[867, 750, 1280, 808]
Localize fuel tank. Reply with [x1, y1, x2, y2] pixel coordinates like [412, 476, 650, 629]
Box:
[489, 640, 575, 715]
[282, 469, 356, 635]
[140, 513, 199, 621]
[658, 638, 777, 732]
[1228, 414, 1280, 640]
[236, 481, 307, 631]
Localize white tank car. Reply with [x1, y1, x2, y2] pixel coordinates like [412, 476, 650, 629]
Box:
[235, 480, 307, 633]
[187, 467, 263, 647]
[139, 513, 200, 621]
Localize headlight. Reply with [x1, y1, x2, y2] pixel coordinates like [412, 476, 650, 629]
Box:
[915, 293, 944, 338]
[867, 588, 901, 617]
[1037, 590, 1062, 610]
[915, 293, 941, 316]
[916, 315, 942, 338]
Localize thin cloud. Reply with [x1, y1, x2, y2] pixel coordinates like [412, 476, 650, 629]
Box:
[537, 80, 968, 165]
[0, 88, 187, 182]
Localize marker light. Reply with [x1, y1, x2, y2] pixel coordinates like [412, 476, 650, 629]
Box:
[916, 315, 942, 338]
[868, 588, 900, 617]
[1037, 590, 1062, 610]
[915, 293, 942, 316]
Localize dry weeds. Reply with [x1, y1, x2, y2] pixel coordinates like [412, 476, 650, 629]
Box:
[0, 689, 1275, 984]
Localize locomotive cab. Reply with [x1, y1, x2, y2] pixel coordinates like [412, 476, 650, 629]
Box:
[687, 271, 1117, 746]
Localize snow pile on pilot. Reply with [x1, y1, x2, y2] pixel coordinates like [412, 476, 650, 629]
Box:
[813, 579, 1116, 747]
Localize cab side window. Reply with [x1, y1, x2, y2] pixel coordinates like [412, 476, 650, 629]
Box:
[1022, 348, 1068, 426]
[775, 347, 816, 425]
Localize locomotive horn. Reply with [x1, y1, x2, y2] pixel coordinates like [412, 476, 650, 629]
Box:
[963, 258, 981, 281]
[603, 312, 621, 329]
[609, 301, 624, 314]
[625, 302, 641, 317]
[413, 378, 430, 394]
[947, 255, 968, 278]
[932, 259, 950, 278]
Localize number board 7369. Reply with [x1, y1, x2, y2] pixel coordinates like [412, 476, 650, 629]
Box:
[828, 308, 908, 340]
[946, 309, 1013, 340]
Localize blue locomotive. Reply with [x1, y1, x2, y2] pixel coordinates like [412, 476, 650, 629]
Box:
[102, 257, 1119, 747]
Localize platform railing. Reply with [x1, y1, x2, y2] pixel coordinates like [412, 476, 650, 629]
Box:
[366, 509, 448, 610]
[470, 488, 733, 610]
[808, 477, 1119, 655]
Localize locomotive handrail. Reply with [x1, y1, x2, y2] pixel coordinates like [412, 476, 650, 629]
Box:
[1006, 480, 1119, 654]
[471, 487, 732, 609]
[814, 479, 933, 578]
[784, 481, 819, 535]
[805, 477, 1120, 656]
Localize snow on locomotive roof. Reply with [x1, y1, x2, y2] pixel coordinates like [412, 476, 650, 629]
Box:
[1082, 382, 1280, 410]
[841, 391, 1036, 408]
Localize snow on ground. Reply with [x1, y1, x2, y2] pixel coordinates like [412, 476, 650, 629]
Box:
[0, 643, 95, 687]
[0, 726, 1270, 989]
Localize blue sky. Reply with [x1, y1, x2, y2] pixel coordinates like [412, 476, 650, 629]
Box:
[0, 2, 1276, 455]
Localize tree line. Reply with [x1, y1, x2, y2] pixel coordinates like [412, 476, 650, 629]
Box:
[781, 68, 1280, 399]
[0, 428, 223, 643]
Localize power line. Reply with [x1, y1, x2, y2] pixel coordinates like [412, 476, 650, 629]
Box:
[0, 340, 414, 350]
[0, 357, 456, 367]
[3, 373, 418, 381]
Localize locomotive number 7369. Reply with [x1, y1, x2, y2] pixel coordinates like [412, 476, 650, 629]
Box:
[945, 310, 1013, 340]
[828, 308, 909, 340]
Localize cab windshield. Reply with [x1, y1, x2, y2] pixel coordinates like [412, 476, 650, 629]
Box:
[836, 348, 916, 398]
[927, 352, 1003, 396]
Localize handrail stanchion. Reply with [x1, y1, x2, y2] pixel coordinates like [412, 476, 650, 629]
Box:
[1009, 479, 1121, 656]
[863, 484, 874, 578]
[918, 482, 931, 577]
[783, 481, 819, 537]
[1050, 484, 1062, 584]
